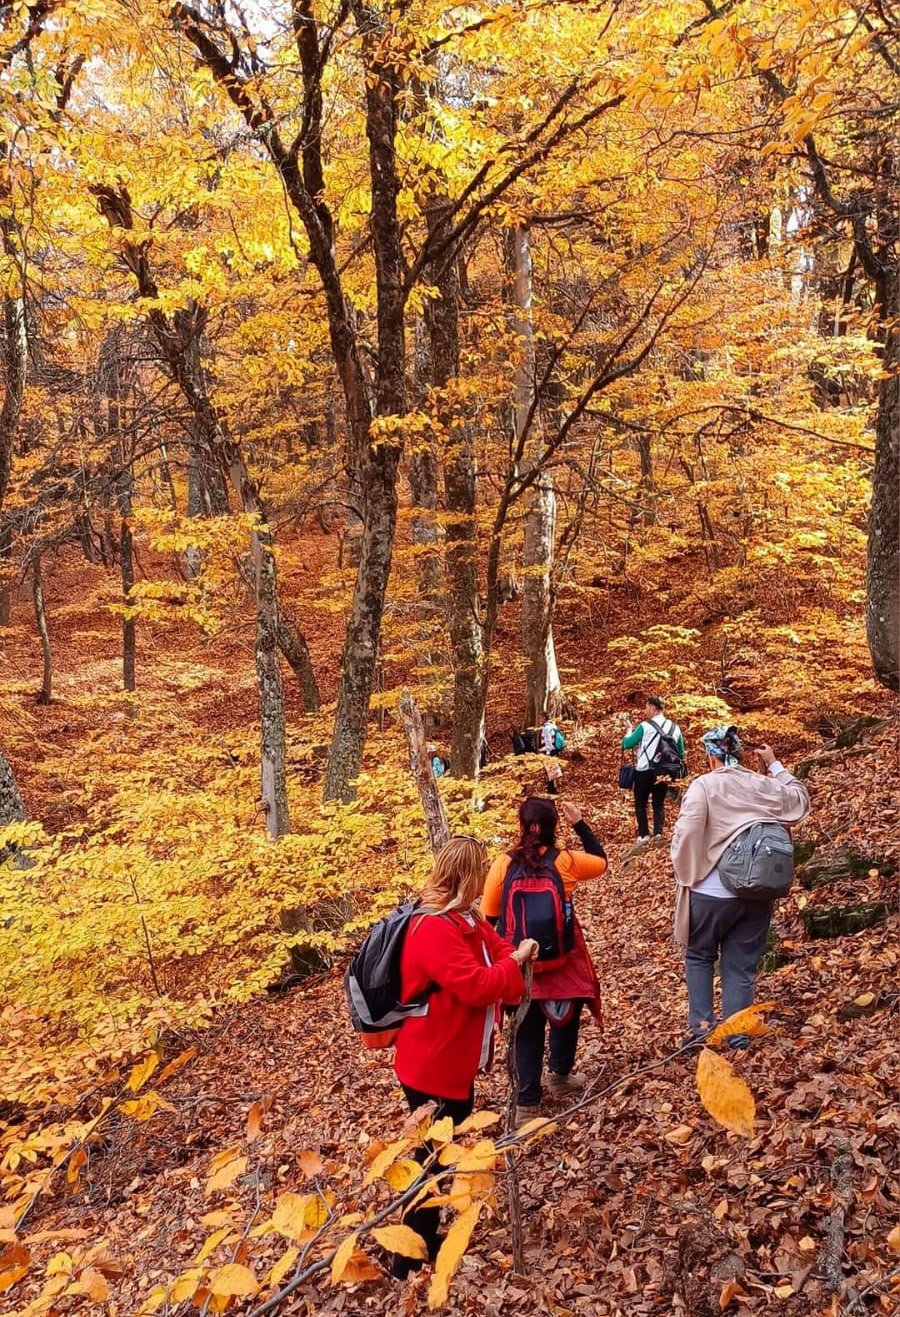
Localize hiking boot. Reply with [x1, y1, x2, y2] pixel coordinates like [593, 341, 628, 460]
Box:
[725, 1034, 750, 1052]
[547, 1070, 587, 1097]
[514, 1104, 542, 1131]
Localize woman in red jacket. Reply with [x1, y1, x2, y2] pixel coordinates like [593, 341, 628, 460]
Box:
[393, 836, 537, 1275]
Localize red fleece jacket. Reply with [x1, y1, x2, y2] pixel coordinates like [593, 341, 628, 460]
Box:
[394, 910, 524, 1100]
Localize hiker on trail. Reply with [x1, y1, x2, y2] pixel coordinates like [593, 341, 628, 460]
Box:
[392, 837, 538, 1275]
[481, 796, 606, 1129]
[670, 726, 810, 1049]
[540, 716, 563, 756]
[621, 695, 686, 844]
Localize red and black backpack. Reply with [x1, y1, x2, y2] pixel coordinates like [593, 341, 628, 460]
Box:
[496, 848, 574, 971]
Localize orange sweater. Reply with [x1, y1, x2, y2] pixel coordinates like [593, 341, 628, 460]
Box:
[481, 845, 607, 918]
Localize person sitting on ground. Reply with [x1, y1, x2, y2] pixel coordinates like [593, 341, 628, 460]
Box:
[670, 726, 810, 1049]
[393, 837, 538, 1276]
[621, 695, 685, 844]
[481, 796, 607, 1128]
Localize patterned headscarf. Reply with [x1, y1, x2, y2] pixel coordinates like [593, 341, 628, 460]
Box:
[702, 725, 742, 767]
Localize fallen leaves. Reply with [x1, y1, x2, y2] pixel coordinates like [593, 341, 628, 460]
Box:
[205, 1149, 248, 1195]
[664, 1124, 695, 1146]
[207, 1262, 259, 1297]
[371, 1224, 427, 1259]
[696, 1049, 755, 1136]
[706, 1002, 775, 1048]
[428, 1204, 482, 1310]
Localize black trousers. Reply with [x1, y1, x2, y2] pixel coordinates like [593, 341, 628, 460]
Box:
[393, 1083, 474, 1276]
[632, 769, 667, 837]
[515, 1001, 582, 1106]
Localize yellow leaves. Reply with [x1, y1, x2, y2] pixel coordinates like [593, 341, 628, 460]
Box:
[268, 1246, 298, 1286]
[270, 1192, 329, 1241]
[330, 1231, 359, 1284]
[427, 1203, 481, 1310]
[207, 1262, 259, 1297]
[696, 1049, 756, 1136]
[456, 1110, 501, 1135]
[382, 1158, 422, 1192]
[76, 1266, 110, 1302]
[706, 1002, 775, 1048]
[365, 1136, 414, 1184]
[119, 1090, 174, 1122]
[205, 1148, 248, 1195]
[195, 1226, 233, 1264]
[126, 1052, 159, 1093]
[371, 1225, 428, 1260]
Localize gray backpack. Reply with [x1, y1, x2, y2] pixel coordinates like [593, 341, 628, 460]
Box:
[718, 822, 794, 900]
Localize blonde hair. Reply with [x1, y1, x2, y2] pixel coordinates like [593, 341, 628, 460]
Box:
[418, 837, 487, 916]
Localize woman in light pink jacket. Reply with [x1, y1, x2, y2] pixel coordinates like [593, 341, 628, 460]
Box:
[670, 726, 809, 1049]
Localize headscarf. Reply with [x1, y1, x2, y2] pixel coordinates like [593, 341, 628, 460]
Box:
[701, 724, 742, 767]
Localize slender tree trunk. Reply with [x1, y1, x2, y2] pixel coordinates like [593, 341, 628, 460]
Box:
[276, 611, 320, 712]
[867, 269, 899, 690]
[32, 555, 52, 704]
[426, 223, 486, 779]
[511, 225, 564, 725]
[409, 317, 443, 602]
[323, 455, 400, 800]
[324, 6, 406, 801]
[0, 216, 27, 628]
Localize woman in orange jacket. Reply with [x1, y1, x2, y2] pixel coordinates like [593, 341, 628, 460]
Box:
[482, 796, 607, 1126]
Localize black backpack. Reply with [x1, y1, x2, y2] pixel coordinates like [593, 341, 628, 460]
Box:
[647, 718, 686, 780]
[345, 903, 432, 1049]
[496, 848, 573, 970]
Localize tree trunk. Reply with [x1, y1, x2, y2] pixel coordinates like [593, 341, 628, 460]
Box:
[426, 222, 486, 779]
[32, 556, 52, 704]
[511, 225, 564, 726]
[409, 316, 444, 604]
[324, 7, 406, 801]
[398, 689, 451, 854]
[323, 454, 400, 800]
[0, 214, 28, 629]
[118, 484, 136, 692]
[522, 469, 563, 726]
[867, 268, 899, 690]
[276, 611, 320, 712]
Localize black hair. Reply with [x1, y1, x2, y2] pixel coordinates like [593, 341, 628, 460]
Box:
[646, 695, 664, 711]
[511, 796, 558, 866]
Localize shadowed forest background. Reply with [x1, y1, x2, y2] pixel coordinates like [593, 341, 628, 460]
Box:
[0, 0, 897, 1313]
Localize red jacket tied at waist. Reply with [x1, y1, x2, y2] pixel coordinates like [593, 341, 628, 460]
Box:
[394, 910, 524, 1100]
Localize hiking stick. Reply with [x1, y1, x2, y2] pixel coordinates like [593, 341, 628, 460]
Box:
[504, 962, 533, 1274]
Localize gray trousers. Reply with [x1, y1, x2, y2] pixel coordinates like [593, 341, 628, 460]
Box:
[685, 892, 773, 1036]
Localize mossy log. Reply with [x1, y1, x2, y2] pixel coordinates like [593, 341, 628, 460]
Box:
[801, 902, 887, 939]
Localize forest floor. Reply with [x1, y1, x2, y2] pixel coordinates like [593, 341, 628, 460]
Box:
[1, 537, 898, 1316]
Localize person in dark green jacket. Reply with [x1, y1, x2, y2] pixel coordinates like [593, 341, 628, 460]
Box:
[621, 696, 685, 842]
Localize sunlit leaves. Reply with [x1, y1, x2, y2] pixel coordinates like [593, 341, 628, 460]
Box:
[427, 1204, 482, 1310]
[696, 1049, 756, 1136]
